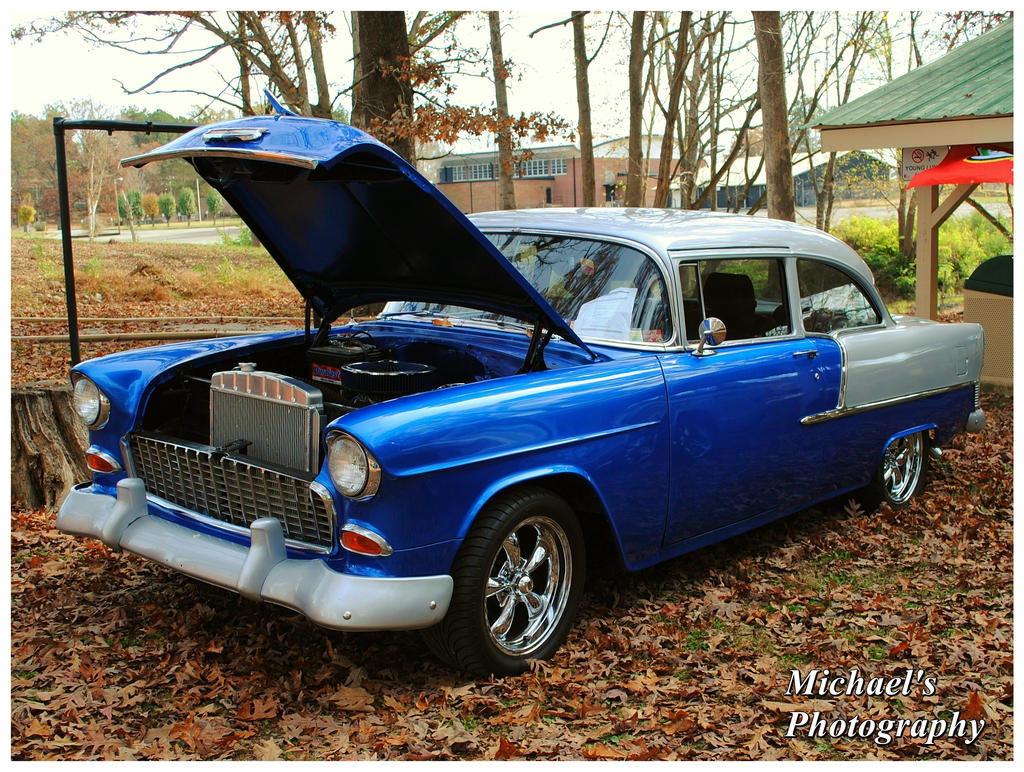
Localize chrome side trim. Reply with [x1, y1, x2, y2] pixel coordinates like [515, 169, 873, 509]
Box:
[801, 382, 974, 425]
[806, 331, 847, 410]
[121, 147, 318, 170]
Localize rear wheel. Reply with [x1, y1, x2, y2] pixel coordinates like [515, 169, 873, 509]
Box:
[423, 487, 585, 675]
[856, 431, 928, 511]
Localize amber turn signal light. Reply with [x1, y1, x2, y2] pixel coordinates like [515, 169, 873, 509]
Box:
[85, 446, 121, 474]
[87, 452, 118, 473]
[340, 525, 393, 557]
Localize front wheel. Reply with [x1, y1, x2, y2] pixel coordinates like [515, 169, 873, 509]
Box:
[856, 430, 929, 511]
[423, 487, 585, 675]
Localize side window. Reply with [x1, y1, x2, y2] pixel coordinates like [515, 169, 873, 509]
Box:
[679, 258, 790, 342]
[796, 259, 881, 333]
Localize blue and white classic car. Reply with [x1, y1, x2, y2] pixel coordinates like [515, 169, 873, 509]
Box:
[58, 113, 986, 675]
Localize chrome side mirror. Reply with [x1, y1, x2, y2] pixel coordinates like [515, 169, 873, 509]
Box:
[694, 317, 726, 357]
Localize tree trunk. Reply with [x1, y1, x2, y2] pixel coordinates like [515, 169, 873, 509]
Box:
[353, 11, 415, 162]
[572, 12, 596, 207]
[283, 15, 311, 115]
[350, 11, 362, 123]
[234, 15, 253, 115]
[752, 11, 795, 221]
[816, 151, 838, 231]
[625, 11, 647, 207]
[306, 13, 333, 119]
[11, 386, 90, 510]
[653, 12, 691, 208]
[489, 12, 516, 210]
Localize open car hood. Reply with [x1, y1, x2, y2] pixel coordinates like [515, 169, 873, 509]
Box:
[122, 114, 590, 352]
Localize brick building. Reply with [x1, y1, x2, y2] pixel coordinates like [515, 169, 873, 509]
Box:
[432, 138, 669, 213]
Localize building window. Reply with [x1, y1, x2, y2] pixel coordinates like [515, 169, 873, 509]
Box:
[522, 159, 548, 177]
[469, 163, 492, 180]
[550, 158, 567, 176]
[448, 166, 467, 182]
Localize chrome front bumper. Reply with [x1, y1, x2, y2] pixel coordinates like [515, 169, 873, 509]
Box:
[57, 478, 453, 631]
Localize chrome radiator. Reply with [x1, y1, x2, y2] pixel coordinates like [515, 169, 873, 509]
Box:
[210, 370, 323, 474]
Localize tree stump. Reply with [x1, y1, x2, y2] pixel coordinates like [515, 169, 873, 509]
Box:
[11, 385, 90, 510]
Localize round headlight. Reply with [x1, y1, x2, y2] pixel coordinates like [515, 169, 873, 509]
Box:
[72, 376, 110, 429]
[327, 433, 381, 499]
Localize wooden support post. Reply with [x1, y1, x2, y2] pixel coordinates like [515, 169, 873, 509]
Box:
[915, 182, 977, 320]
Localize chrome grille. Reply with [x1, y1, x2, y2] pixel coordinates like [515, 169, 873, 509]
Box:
[129, 433, 335, 551]
[210, 370, 323, 474]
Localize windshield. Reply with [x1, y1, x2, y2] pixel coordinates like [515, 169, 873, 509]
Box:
[381, 233, 671, 344]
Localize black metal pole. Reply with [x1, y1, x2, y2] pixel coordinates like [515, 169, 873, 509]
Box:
[49, 117, 198, 368]
[53, 117, 82, 366]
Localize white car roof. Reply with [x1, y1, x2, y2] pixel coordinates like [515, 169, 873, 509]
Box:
[469, 208, 876, 287]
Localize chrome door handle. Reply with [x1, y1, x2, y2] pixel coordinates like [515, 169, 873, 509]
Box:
[793, 349, 818, 360]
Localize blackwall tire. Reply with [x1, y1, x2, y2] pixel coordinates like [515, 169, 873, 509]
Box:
[422, 487, 585, 675]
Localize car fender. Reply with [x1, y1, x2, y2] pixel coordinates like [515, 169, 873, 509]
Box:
[458, 463, 624, 557]
[333, 355, 670, 568]
[874, 422, 938, 467]
[74, 330, 308, 448]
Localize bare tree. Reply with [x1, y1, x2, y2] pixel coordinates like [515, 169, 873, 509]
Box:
[59, 100, 123, 239]
[784, 11, 880, 230]
[572, 12, 597, 207]
[22, 12, 338, 117]
[528, 12, 613, 207]
[625, 11, 647, 207]
[753, 11, 795, 221]
[489, 12, 516, 210]
[651, 12, 692, 208]
[18, 10, 566, 163]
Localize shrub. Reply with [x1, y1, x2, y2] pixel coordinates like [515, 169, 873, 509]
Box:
[220, 226, 255, 247]
[157, 193, 176, 225]
[831, 216, 913, 301]
[936, 212, 1012, 294]
[831, 212, 1013, 301]
[18, 204, 36, 232]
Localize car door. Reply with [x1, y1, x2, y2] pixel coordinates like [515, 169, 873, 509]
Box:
[659, 256, 842, 547]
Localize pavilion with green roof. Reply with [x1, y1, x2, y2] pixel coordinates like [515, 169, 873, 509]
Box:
[813, 19, 1013, 320]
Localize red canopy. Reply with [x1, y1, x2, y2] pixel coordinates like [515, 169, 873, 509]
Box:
[907, 144, 1013, 188]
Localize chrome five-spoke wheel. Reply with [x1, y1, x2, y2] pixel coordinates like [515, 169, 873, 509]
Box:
[422, 487, 586, 675]
[880, 432, 925, 505]
[855, 430, 929, 512]
[485, 516, 573, 657]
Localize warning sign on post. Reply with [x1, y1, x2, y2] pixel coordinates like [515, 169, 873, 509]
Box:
[901, 146, 948, 181]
